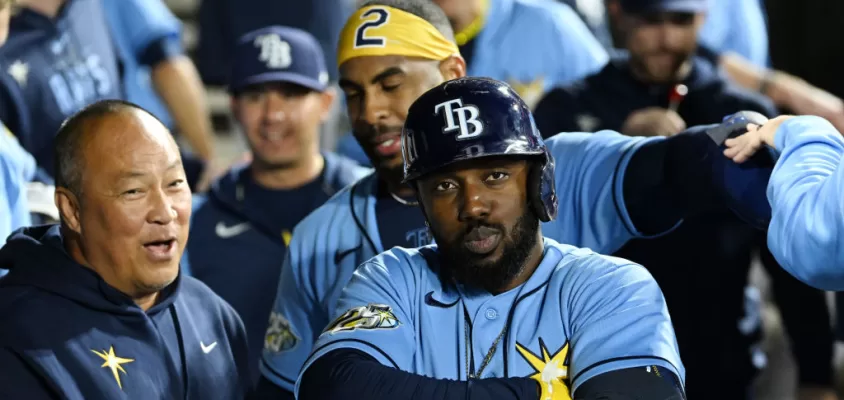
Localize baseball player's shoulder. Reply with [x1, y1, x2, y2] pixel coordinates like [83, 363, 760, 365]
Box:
[323, 151, 372, 189]
[543, 239, 653, 286]
[511, 0, 580, 24]
[358, 245, 433, 280]
[291, 171, 376, 237]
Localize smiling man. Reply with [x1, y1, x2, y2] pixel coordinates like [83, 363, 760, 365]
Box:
[182, 26, 368, 386]
[0, 100, 250, 399]
[297, 77, 685, 400]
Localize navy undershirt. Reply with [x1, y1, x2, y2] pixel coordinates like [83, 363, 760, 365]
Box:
[374, 182, 431, 251]
[243, 170, 332, 239]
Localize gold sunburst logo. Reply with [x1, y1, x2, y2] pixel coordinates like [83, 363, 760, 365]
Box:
[516, 339, 571, 400]
[91, 346, 134, 390]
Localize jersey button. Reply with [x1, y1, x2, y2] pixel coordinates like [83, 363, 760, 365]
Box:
[485, 308, 498, 320]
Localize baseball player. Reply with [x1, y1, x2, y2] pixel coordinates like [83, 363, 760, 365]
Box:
[258, 0, 770, 396]
[297, 76, 685, 399]
[725, 115, 844, 290]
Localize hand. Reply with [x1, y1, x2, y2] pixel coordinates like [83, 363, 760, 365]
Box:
[723, 115, 795, 163]
[797, 386, 839, 400]
[622, 107, 687, 137]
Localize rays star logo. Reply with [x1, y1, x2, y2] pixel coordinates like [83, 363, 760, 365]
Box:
[516, 339, 571, 400]
[91, 346, 134, 390]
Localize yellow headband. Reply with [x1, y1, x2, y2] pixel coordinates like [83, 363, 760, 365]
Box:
[337, 5, 460, 68]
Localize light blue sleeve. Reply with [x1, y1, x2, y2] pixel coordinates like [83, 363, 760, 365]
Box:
[562, 256, 683, 391]
[260, 248, 321, 391]
[294, 251, 416, 396]
[542, 131, 661, 254]
[766, 116, 844, 290]
[545, 3, 609, 88]
[699, 0, 769, 67]
[105, 0, 181, 57]
[0, 129, 35, 249]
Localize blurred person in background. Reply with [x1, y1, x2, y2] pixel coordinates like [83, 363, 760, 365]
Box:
[336, 0, 610, 166]
[103, 0, 217, 192]
[0, 0, 36, 257]
[533, 0, 837, 398]
[182, 26, 369, 387]
[0, 0, 122, 226]
[561, 0, 844, 134]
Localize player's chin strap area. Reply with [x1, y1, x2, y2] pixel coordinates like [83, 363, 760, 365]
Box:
[572, 365, 686, 400]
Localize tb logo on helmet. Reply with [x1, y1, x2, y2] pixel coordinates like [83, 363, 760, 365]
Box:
[434, 99, 485, 140]
[254, 33, 292, 69]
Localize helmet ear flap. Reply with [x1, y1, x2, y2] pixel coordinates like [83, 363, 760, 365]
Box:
[528, 151, 557, 223]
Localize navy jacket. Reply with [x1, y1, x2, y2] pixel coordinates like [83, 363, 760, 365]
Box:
[182, 152, 369, 384]
[533, 54, 775, 136]
[0, 225, 251, 399]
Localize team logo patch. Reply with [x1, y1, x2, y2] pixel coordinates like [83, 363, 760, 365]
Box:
[516, 338, 571, 400]
[265, 312, 300, 352]
[91, 345, 134, 390]
[325, 304, 399, 335]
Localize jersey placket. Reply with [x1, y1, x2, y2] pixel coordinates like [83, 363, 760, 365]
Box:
[461, 290, 517, 378]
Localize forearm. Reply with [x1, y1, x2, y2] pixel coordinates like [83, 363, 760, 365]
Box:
[767, 116, 844, 288]
[299, 349, 537, 400]
[151, 56, 216, 161]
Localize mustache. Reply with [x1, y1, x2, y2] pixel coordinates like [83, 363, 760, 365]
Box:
[355, 123, 403, 137]
[461, 223, 503, 242]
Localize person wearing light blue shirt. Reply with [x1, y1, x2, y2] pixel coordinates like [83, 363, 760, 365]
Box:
[725, 115, 844, 290]
[0, 124, 34, 249]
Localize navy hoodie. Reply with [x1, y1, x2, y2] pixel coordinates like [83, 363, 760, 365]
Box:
[182, 151, 370, 384]
[0, 225, 251, 399]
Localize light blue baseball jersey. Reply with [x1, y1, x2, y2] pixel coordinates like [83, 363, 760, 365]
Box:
[766, 116, 844, 290]
[296, 239, 684, 396]
[0, 125, 35, 248]
[699, 0, 770, 67]
[260, 130, 663, 391]
[103, 0, 182, 129]
[469, 0, 608, 107]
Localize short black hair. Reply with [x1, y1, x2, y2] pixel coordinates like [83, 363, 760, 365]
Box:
[361, 0, 455, 42]
[53, 99, 156, 198]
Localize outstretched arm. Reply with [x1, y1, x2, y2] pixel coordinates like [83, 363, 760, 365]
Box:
[725, 115, 844, 289]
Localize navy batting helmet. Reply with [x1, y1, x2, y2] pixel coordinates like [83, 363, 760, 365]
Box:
[401, 77, 558, 222]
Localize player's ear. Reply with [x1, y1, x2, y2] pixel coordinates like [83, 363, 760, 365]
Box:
[318, 87, 338, 123]
[55, 186, 81, 234]
[438, 55, 467, 81]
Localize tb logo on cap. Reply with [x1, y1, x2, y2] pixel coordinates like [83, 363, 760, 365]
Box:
[434, 99, 484, 140]
[254, 34, 292, 69]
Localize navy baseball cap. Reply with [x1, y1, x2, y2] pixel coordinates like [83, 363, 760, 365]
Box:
[619, 0, 708, 14]
[229, 26, 329, 93]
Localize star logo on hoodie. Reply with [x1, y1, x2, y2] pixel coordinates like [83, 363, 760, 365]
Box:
[91, 346, 134, 390]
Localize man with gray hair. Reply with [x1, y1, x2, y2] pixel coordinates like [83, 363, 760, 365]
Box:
[0, 100, 251, 399]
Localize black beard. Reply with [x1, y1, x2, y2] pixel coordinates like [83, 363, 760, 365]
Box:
[434, 210, 540, 293]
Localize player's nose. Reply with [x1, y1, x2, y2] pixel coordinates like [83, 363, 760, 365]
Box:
[457, 182, 491, 222]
